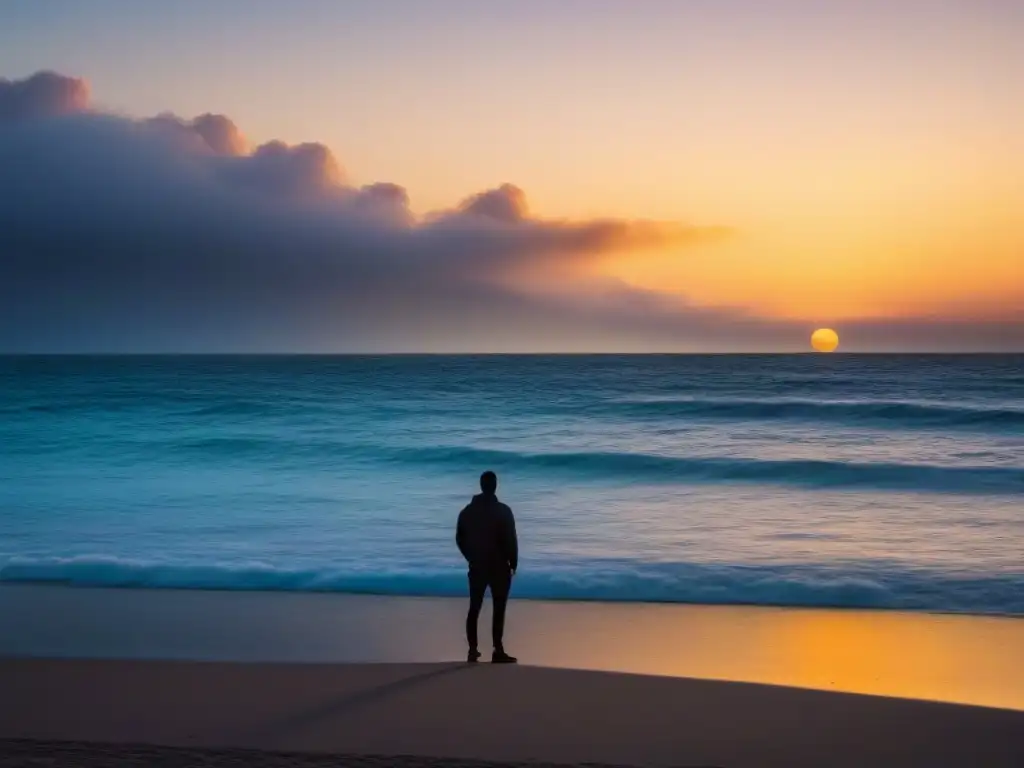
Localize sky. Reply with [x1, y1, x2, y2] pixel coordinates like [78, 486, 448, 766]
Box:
[0, 0, 1021, 352]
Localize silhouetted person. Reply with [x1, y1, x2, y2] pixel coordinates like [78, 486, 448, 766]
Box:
[456, 470, 518, 663]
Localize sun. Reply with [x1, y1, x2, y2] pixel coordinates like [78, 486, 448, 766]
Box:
[811, 328, 840, 353]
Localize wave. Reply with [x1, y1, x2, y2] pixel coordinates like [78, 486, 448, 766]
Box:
[601, 397, 1024, 431]
[2, 555, 1021, 616]
[386, 446, 1024, 495]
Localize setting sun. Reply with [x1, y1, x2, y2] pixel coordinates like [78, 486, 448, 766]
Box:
[811, 328, 840, 353]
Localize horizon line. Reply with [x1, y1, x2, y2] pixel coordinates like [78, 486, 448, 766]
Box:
[2, 351, 1020, 357]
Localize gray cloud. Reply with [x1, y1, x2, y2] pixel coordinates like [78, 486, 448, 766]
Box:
[0, 71, 1019, 352]
[0, 71, 90, 120]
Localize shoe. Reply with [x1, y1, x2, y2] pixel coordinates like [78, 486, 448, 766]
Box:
[467, 649, 482, 663]
[491, 650, 518, 664]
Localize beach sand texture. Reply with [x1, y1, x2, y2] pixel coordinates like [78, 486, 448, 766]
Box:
[2, 658, 1023, 768]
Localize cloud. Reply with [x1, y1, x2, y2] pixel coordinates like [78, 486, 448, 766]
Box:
[145, 111, 248, 156]
[458, 183, 530, 223]
[0, 70, 1018, 352]
[0, 70, 740, 351]
[0, 71, 90, 120]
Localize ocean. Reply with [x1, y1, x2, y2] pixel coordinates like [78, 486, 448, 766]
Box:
[1, 355, 1021, 615]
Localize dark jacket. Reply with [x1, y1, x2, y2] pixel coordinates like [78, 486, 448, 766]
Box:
[456, 493, 518, 573]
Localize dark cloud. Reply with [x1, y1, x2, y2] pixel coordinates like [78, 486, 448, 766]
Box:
[221, 140, 345, 196]
[0, 71, 1018, 352]
[0, 71, 90, 120]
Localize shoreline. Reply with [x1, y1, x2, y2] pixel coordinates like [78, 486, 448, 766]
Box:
[4, 583, 1024, 712]
[2, 578, 1023, 619]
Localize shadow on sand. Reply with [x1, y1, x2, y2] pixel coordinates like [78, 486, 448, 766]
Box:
[240, 664, 473, 744]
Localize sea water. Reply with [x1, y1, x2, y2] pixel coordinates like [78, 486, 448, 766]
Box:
[1, 355, 1021, 614]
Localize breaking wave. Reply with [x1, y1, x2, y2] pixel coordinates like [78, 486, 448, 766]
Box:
[2, 555, 1021, 615]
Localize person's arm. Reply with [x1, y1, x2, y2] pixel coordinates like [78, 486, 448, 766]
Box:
[504, 506, 519, 574]
[456, 507, 470, 562]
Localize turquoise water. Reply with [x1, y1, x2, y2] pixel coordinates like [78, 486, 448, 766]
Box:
[1, 355, 1022, 614]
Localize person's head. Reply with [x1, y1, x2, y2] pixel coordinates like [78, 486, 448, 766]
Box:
[479, 470, 498, 495]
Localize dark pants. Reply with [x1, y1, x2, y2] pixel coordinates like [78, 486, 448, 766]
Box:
[467, 567, 511, 652]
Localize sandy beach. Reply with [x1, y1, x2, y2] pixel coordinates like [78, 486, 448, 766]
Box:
[2, 586, 1024, 766]
[2, 657, 1023, 767]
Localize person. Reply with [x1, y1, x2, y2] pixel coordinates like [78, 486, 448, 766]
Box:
[456, 470, 518, 663]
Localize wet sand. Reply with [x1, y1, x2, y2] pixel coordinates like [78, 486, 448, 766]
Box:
[2, 584, 1023, 710]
